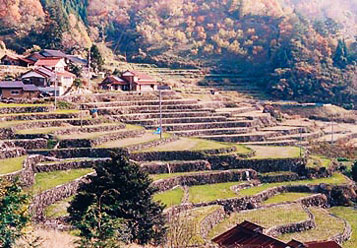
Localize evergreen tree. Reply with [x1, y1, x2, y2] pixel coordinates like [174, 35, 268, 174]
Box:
[352, 160, 357, 183]
[68, 150, 166, 246]
[90, 44, 104, 72]
[333, 39, 349, 68]
[0, 179, 30, 248]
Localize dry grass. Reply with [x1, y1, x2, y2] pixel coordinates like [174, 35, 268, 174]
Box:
[248, 145, 301, 159]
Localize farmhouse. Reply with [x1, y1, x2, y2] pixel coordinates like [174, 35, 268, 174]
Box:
[212, 221, 342, 248]
[0, 81, 39, 99]
[99, 70, 158, 92]
[1, 54, 35, 67]
[21, 67, 55, 87]
[34, 58, 67, 72]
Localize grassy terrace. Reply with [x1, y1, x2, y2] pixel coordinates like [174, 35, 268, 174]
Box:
[306, 155, 332, 168]
[238, 173, 348, 197]
[279, 207, 345, 242]
[16, 123, 120, 135]
[248, 145, 301, 159]
[262, 192, 313, 205]
[142, 137, 251, 154]
[0, 109, 80, 117]
[209, 204, 308, 239]
[0, 118, 93, 129]
[30, 168, 94, 194]
[0, 156, 27, 174]
[57, 129, 128, 140]
[153, 187, 184, 208]
[44, 196, 74, 218]
[330, 207, 357, 248]
[98, 132, 170, 148]
[150, 170, 213, 181]
[189, 181, 247, 204]
[0, 103, 51, 108]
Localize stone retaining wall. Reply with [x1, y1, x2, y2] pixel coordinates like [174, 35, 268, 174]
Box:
[152, 169, 257, 192]
[35, 158, 111, 173]
[208, 156, 307, 173]
[265, 206, 315, 236]
[4, 138, 48, 150]
[0, 106, 53, 114]
[59, 130, 145, 148]
[126, 136, 179, 153]
[30, 174, 93, 222]
[199, 206, 225, 239]
[0, 112, 87, 121]
[331, 214, 353, 244]
[141, 160, 211, 174]
[0, 127, 15, 139]
[52, 123, 126, 136]
[130, 146, 238, 162]
[259, 172, 300, 183]
[0, 146, 26, 159]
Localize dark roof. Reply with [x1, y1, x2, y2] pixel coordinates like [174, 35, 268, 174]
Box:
[101, 76, 127, 86]
[26, 52, 45, 62]
[304, 241, 342, 248]
[66, 55, 87, 65]
[212, 221, 287, 248]
[287, 240, 306, 248]
[0, 81, 25, 89]
[40, 49, 67, 58]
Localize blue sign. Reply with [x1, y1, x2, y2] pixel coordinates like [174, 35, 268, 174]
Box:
[154, 127, 162, 134]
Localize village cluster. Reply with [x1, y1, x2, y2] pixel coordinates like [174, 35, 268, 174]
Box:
[0, 49, 159, 100]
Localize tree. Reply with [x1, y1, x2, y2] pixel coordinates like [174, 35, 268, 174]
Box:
[333, 39, 349, 68]
[0, 178, 30, 248]
[352, 161, 357, 182]
[90, 44, 104, 72]
[68, 150, 166, 246]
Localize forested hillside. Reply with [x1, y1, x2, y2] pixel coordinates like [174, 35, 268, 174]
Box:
[0, 0, 356, 107]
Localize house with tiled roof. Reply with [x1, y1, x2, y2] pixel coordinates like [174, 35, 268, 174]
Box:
[0, 81, 39, 99]
[212, 221, 342, 248]
[99, 70, 158, 92]
[34, 58, 67, 72]
[1, 54, 35, 67]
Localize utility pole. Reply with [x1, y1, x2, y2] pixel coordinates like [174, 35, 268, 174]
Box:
[54, 75, 57, 111]
[331, 122, 334, 145]
[299, 120, 303, 159]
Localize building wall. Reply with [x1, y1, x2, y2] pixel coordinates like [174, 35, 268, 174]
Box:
[1, 88, 24, 98]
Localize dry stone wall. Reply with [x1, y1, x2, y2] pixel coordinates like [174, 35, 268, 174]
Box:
[0, 106, 54, 114]
[141, 160, 211, 174]
[35, 158, 111, 173]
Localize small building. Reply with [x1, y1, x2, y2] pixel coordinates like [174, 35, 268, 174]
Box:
[0, 54, 34, 67]
[0, 81, 39, 99]
[99, 76, 129, 91]
[21, 67, 55, 87]
[34, 58, 67, 72]
[121, 70, 158, 91]
[212, 221, 342, 248]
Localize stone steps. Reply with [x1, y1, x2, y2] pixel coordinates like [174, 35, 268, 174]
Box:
[147, 120, 258, 132]
[200, 131, 277, 143]
[171, 127, 252, 137]
[126, 116, 230, 126]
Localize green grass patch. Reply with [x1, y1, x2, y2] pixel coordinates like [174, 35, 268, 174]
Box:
[0, 103, 50, 108]
[248, 145, 301, 159]
[209, 204, 308, 239]
[150, 170, 213, 181]
[31, 168, 94, 194]
[153, 187, 184, 208]
[189, 181, 247, 204]
[307, 155, 332, 169]
[98, 132, 170, 148]
[329, 207, 357, 248]
[263, 192, 313, 205]
[44, 196, 74, 218]
[238, 173, 348, 197]
[0, 156, 27, 174]
[279, 207, 345, 242]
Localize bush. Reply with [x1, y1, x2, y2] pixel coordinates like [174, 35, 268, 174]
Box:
[352, 161, 357, 182]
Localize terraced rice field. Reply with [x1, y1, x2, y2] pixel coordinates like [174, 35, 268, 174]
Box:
[262, 192, 313, 205]
[153, 187, 184, 208]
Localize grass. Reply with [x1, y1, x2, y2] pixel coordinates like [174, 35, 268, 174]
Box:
[208, 204, 308, 239]
[238, 173, 348, 197]
[329, 207, 357, 248]
[150, 170, 213, 181]
[153, 187, 184, 208]
[0, 103, 50, 108]
[248, 145, 301, 159]
[0, 109, 80, 117]
[57, 130, 125, 140]
[98, 132, 170, 148]
[0, 156, 27, 174]
[279, 207, 345, 242]
[262, 192, 313, 205]
[31, 168, 94, 194]
[189, 181, 247, 204]
[142, 137, 250, 155]
[306, 155, 332, 169]
[44, 196, 74, 218]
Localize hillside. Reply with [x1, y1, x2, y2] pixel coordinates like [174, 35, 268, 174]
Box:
[0, 0, 356, 107]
